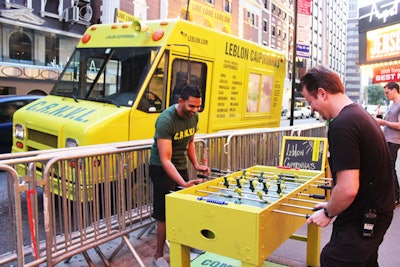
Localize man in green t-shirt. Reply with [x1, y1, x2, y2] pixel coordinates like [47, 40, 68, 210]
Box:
[150, 85, 210, 267]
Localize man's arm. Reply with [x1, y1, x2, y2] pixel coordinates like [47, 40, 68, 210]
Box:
[376, 118, 400, 130]
[187, 137, 210, 174]
[307, 169, 359, 227]
[157, 138, 201, 187]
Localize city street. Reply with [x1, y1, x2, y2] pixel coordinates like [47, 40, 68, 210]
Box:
[280, 116, 323, 127]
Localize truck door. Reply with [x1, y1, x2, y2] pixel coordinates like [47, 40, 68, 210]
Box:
[130, 53, 211, 140]
[169, 57, 211, 134]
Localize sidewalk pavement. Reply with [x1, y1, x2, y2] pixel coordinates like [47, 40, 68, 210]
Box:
[57, 207, 400, 267]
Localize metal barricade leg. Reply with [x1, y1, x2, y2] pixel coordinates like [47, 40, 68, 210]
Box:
[136, 220, 156, 239]
[107, 235, 128, 262]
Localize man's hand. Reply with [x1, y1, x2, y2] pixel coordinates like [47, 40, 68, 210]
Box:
[185, 179, 203, 187]
[306, 202, 332, 227]
[195, 164, 211, 176]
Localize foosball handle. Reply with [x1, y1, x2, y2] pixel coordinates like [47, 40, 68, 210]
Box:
[309, 194, 325, 199]
[197, 197, 228, 205]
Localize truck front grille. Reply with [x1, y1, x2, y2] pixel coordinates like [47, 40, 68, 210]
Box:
[28, 129, 58, 149]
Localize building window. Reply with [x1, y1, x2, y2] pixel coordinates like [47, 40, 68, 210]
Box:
[44, 0, 59, 14]
[271, 25, 276, 36]
[224, 0, 232, 13]
[263, 20, 268, 32]
[45, 35, 60, 65]
[264, 0, 268, 9]
[9, 31, 32, 61]
[205, 0, 215, 5]
[247, 11, 255, 26]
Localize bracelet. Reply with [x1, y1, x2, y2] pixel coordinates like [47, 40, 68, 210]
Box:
[324, 208, 335, 219]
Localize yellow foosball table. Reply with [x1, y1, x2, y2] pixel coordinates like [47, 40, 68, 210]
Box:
[166, 165, 330, 267]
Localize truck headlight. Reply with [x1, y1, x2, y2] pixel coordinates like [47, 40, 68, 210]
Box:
[15, 124, 25, 140]
[66, 138, 78, 148]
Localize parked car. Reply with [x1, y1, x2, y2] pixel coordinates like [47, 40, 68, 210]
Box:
[286, 107, 303, 119]
[300, 107, 311, 118]
[0, 95, 43, 154]
[315, 111, 320, 120]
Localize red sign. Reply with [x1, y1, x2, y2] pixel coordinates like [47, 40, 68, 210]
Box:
[372, 66, 400, 83]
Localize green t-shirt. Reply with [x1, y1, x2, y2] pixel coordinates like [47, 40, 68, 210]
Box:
[150, 105, 198, 170]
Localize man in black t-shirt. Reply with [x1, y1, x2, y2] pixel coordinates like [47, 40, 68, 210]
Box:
[299, 66, 394, 266]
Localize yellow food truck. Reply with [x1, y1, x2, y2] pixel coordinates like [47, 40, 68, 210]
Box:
[12, 18, 286, 152]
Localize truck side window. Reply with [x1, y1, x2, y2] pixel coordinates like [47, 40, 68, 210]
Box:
[170, 59, 207, 111]
[137, 54, 165, 113]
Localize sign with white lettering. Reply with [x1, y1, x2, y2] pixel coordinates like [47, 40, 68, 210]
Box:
[373, 65, 400, 83]
[279, 136, 328, 171]
[359, 0, 400, 32]
[296, 0, 311, 58]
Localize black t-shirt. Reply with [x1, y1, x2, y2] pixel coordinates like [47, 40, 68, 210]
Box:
[328, 103, 394, 228]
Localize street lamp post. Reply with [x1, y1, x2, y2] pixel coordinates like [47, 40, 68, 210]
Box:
[290, 0, 298, 126]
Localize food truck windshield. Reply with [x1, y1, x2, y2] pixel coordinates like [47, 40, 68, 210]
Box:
[51, 46, 161, 107]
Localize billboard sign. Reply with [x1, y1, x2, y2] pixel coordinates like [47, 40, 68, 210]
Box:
[359, 0, 400, 32]
[296, 0, 311, 58]
[373, 65, 400, 84]
[366, 23, 400, 63]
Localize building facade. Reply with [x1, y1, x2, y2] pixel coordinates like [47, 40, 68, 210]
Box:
[345, 0, 362, 104]
[0, 0, 95, 95]
[0, 0, 349, 111]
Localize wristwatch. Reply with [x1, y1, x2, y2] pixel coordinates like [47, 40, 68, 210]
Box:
[324, 207, 335, 219]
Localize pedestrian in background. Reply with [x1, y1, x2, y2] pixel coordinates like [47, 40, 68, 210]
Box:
[149, 84, 210, 267]
[376, 82, 400, 205]
[299, 66, 394, 266]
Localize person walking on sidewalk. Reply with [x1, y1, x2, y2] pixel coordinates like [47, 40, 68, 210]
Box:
[149, 84, 210, 267]
[300, 66, 394, 266]
[376, 82, 400, 205]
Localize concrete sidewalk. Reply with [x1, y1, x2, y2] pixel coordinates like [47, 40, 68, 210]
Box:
[57, 207, 400, 267]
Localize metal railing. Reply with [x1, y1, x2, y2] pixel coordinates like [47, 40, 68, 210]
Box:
[0, 123, 326, 266]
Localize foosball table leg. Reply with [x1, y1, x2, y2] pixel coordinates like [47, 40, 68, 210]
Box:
[306, 223, 321, 267]
[169, 241, 191, 267]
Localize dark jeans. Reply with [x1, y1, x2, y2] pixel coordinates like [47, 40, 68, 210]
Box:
[388, 142, 400, 201]
[321, 212, 393, 267]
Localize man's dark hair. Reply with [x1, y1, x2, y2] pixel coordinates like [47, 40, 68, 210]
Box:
[384, 82, 400, 93]
[180, 84, 201, 100]
[298, 65, 344, 98]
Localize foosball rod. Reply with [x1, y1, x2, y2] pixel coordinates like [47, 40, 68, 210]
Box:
[212, 168, 315, 181]
[196, 189, 270, 204]
[212, 168, 333, 183]
[216, 179, 300, 191]
[280, 203, 318, 211]
[297, 192, 326, 199]
[272, 209, 312, 219]
[289, 197, 324, 204]
[207, 185, 281, 199]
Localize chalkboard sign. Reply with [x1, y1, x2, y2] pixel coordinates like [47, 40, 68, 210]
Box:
[279, 136, 328, 171]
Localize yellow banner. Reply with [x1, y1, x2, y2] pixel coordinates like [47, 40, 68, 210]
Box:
[116, 9, 139, 22]
[189, 2, 232, 26]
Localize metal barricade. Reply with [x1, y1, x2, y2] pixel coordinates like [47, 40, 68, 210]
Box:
[0, 124, 326, 266]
